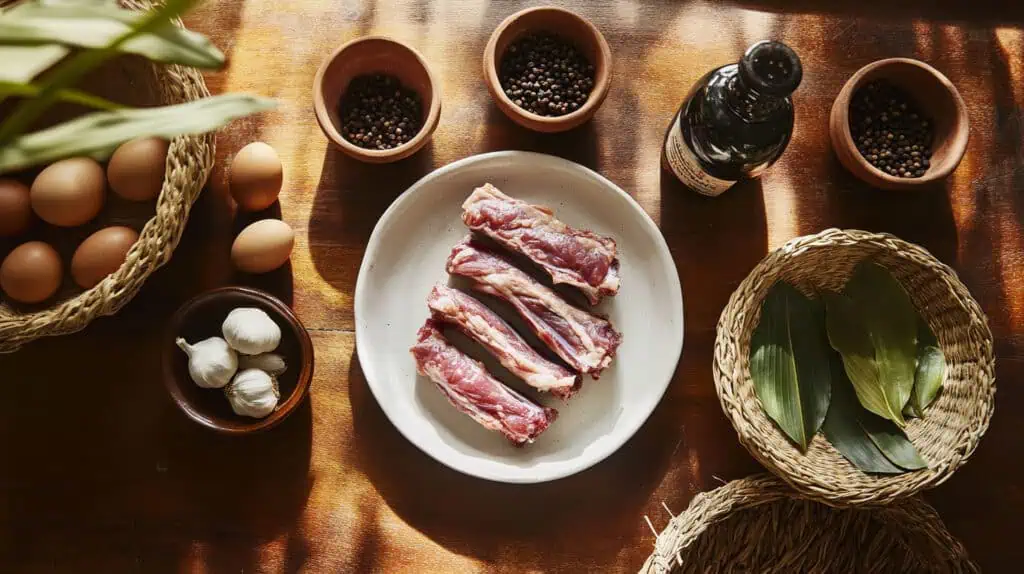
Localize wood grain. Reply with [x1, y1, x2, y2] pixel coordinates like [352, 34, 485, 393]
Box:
[3, 0, 1024, 571]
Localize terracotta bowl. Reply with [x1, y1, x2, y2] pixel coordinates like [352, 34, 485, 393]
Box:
[313, 36, 441, 163]
[829, 58, 969, 190]
[483, 6, 612, 133]
[163, 287, 314, 434]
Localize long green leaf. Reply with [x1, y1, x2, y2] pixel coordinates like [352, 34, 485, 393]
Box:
[845, 262, 918, 414]
[908, 318, 946, 418]
[0, 0, 223, 69]
[0, 45, 68, 82]
[0, 80, 122, 110]
[825, 292, 906, 426]
[751, 282, 833, 452]
[822, 357, 904, 474]
[0, 94, 275, 173]
[0, 0, 203, 144]
[857, 408, 927, 470]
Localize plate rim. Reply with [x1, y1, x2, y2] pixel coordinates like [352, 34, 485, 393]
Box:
[354, 150, 684, 483]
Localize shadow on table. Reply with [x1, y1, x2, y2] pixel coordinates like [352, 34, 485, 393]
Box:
[347, 353, 679, 569]
[306, 145, 436, 297]
[481, 105, 602, 173]
[724, 0, 1024, 24]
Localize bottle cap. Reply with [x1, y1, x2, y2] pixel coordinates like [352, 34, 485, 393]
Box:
[739, 41, 803, 97]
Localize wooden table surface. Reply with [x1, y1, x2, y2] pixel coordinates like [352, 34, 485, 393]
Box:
[3, 0, 1024, 571]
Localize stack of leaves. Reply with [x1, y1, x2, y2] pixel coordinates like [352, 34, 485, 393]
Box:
[0, 0, 275, 173]
[750, 261, 947, 474]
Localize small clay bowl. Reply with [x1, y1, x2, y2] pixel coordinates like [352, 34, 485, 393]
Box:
[313, 36, 441, 163]
[163, 287, 314, 434]
[829, 58, 969, 190]
[483, 6, 612, 133]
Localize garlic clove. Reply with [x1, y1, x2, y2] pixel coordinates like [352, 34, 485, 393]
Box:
[176, 336, 238, 389]
[225, 368, 280, 418]
[238, 352, 287, 376]
[222, 307, 281, 355]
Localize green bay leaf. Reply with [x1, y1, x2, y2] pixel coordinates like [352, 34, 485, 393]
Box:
[750, 282, 832, 452]
[825, 292, 906, 426]
[822, 358, 904, 474]
[845, 262, 917, 417]
[911, 346, 945, 417]
[857, 408, 927, 470]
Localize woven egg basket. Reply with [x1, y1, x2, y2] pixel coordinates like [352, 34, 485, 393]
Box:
[640, 474, 978, 573]
[0, 0, 214, 352]
[714, 229, 995, 506]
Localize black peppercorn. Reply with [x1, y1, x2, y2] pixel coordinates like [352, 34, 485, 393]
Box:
[499, 32, 594, 117]
[849, 80, 933, 178]
[339, 74, 422, 150]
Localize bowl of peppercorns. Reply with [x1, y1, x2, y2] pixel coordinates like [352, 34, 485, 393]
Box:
[484, 6, 612, 133]
[313, 36, 441, 163]
[829, 58, 969, 190]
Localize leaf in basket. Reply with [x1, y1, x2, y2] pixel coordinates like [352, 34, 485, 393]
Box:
[857, 407, 927, 470]
[0, 93, 276, 173]
[825, 292, 906, 427]
[0, 0, 224, 69]
[909, 319, 946, 418]
[821, 357, 904, 474]
[845, 261, 918, 417]
[750, 282, 832, 452]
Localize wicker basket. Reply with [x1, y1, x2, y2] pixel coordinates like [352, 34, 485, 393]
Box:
[641, 474, 978, 574]
[0, 0, 214, 352]
[714, 229, 994, 506]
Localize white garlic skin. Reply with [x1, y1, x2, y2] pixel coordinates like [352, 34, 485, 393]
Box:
[175, 336, 238, 389]
[222, 307, 281, 355]
[238, 352, 287, 376]
[225, 368, 281, 418]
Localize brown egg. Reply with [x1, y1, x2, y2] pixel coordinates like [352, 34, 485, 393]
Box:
[231, 219, 294, 274]
[229, 142, 283, 211]
[31, 157, 106, 227]
[71, 226, 139, 289]
[107, 137, 168, 201]
[0, 178, 32, 237]
[0, 241, 62, 304]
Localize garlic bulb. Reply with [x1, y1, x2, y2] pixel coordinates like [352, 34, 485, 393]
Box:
[225, 368, 280, 418]
[175, 336, 238, 389]
[222, 307, 281, 355]
[238, 352, 287, 376]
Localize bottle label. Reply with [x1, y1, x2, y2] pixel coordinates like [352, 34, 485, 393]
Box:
[665, 114, 735, 197]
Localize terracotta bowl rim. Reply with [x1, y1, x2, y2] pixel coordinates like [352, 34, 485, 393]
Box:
[312, 35, 441, 163]
[831, 57, 969, 189]
[162, 286, 314, 435]
[483, 6, 612, 129]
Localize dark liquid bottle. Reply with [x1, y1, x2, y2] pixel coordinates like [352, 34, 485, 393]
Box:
[662, 41, 803, 196]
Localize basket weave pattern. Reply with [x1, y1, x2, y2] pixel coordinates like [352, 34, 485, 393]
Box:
[0, 0, 214, 352]
[714, 229, 995, 506]
[641, 475, 978, 574]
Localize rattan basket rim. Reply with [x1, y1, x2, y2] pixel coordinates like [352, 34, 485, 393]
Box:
[713, 228, 995, 506]
[640, 474, 978, 574]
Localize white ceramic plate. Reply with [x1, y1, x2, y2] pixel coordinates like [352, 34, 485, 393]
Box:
[354, 151, 683, 483]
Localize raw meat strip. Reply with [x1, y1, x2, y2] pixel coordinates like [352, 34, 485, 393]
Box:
[461, 183, 620, 305]
[410, 321, 558, 445]
[446, 237, 622, 377]
[427, 284, 581, 399]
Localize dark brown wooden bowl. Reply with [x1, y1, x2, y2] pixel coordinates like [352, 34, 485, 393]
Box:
[162, 286, 314, 434]
[829, 58, 969, 190]
[483, 6, 612, 133]
[313, 36, 441, 163]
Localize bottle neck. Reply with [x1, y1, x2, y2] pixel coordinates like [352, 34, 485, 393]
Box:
[725, 74, 786, 122]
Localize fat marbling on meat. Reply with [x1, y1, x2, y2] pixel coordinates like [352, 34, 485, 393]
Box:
[461, 184, 620, 305]
[410, 320, 558, 445]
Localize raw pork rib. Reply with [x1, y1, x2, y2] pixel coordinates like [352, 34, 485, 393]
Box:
[427, 284, 581, 399]
[461, 184, 620, 305]
[446, 238, 622, 377]
[410, 321, 558, 445]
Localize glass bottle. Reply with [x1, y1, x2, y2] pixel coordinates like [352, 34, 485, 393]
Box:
[661, 40, 803, 197]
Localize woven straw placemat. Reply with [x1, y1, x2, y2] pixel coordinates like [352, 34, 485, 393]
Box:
[714, 228, 995, 506]
[641, 474, 978, 574]
[0, 0, 215, 352]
